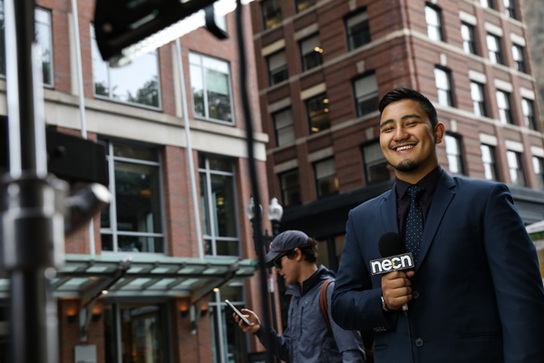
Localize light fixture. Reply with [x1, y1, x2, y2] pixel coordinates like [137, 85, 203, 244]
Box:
[94, 0, 255, 67]
[179, 297, 190, 318]
[267, 198, 283, 222]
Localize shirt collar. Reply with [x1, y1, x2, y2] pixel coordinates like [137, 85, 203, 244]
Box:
[396, 167, 442, 199]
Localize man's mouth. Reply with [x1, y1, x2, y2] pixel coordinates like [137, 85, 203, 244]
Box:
[395, 145, 415, 152]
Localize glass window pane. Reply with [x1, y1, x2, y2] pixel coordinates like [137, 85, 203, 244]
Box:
[346, 10, 370, 49]
[307, 94, 330, 133]
[190, 53, 233, 123]
[114, 161, 162, 234]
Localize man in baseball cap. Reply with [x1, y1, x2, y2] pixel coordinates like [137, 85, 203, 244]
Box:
[264, 230, 310, 267]
[234, 230, 366, 362]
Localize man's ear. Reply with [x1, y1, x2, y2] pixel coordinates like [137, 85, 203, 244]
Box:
[293, 248, 303, 261]
[434, 123, 445, 143]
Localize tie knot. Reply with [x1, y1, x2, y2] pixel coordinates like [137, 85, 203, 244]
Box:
[407, 185, 424, 201]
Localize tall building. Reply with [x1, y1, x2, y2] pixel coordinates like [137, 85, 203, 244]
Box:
[0, 1, 272, 362]
[249, 0, 544, 275]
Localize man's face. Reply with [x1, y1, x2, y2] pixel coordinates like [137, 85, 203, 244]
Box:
[274, 250, 300, 285]
[379, 99, 444, 183]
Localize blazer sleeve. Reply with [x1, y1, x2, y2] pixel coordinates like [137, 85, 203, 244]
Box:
[331, 208, 396, 331]
[483, 183, 544, 361]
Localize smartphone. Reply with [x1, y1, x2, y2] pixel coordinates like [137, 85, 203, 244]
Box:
[225, 299, 251, 325]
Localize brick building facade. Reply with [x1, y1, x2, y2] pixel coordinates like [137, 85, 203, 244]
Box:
[0, 1, 274, 362]
[249, 0, 544, 274]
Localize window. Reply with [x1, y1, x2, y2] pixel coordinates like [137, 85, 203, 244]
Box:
[314, 158, 338, 198]
[425, 5, 444, 41]
[346, 10, 371, 50]
[522, 98, 537, 130]
[92, 27, 161, 108]
[445, 134, 465, 175]
[300, 34, 323, 71]
[296, 0, 316, 12]
[280, 169, 301, 206]
[533, 156, 544, 189]
[262, 0, 282, 29]
[362, 141, 389, 183]
[100, 140, 164, 253]
[512, 44, 526, 72]
[470, 81, 488, 117]
[209, 286, 249, 363]
[461, 22, 477, 55]
[199, 154, 239, 257]
[306, 93, 330, 134]
[480, 0, 496, 9]
[496, 90, 513, 124]
[507, 150, 525, 186]
[353, 73, 379, 116]
[273, 108, 295, 146]
[104, 303, 170, 362]
[1, 6, 53, 87]
[486, 34, 504, 64]
[503, 0, 517, 19]
[267, 51, 288, 86]
[481, 144, 499, 181]
[434, 67, 454, 107]
[189, 52, 233, 124]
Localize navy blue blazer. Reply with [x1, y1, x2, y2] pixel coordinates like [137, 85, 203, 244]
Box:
[331, 171, 544, 362]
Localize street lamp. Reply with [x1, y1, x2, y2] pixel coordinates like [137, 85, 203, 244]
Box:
[247, 197, 283, 332]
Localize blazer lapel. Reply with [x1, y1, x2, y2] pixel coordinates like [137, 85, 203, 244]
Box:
[416, 172, 456, 270]
[380, 187, 399, 233]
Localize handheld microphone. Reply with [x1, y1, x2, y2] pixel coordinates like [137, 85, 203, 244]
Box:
[370, 232, 413, 312]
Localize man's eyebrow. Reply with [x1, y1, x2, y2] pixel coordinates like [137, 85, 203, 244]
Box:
[379, 114, 423, 128]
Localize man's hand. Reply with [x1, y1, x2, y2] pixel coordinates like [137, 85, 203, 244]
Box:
[381, 270, 415, 310]
[234, 308, 261, 333]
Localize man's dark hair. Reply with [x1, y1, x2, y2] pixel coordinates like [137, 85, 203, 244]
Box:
[287, 237, 318, 263]
[378, 87, 438, 127]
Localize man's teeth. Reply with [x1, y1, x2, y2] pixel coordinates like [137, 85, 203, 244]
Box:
[396, 145, 414, 151]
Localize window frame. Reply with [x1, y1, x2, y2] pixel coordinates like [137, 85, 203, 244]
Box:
[305, 93, 330, 134]
[189, 52, 234, 125]
[267, 50, 288, 86]
[198, 153, 240, 257]
[313, 157, 339, 198]
[295, 0, 316, 13]
[100, 139, 165, 254]
[461, 22, 478, 55]
[522, 98, 537, 130]
[353, 72, 379, 117]
[470, 81, 488, 117]
[279, 169, 302, 207]
[273, 108, 295, 147]
[496, 90, 513, 124]
[299, 33, 323, 72]
[425, 4, 444, 41]
[434, 67, 454, 107]
[345, 9, 371, 51]
[362, 140, 390, 184]
[532, 156, 544, 189]
[486, 33, 504, 65]
[506, 150, 526, 186]
[261, 0, 282, 30]
[480, 144, 499, 181]
[503, 0, 517, 19]
[445, 133, 465, 175]
[512, 44, 526, 73]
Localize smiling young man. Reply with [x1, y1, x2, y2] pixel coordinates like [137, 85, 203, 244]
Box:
[331, 88, 544, 362]
[233, 230, 365, 363]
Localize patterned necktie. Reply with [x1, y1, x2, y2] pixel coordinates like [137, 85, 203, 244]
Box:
[406, 185, 424, 263]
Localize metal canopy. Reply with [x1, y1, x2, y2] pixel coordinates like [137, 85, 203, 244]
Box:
[0, 254, 258, 304]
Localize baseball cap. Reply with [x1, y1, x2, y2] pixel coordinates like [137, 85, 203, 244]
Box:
[264, 230, 310, 266]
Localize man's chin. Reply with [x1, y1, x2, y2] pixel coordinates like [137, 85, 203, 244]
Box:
[391, 160, 417, 172]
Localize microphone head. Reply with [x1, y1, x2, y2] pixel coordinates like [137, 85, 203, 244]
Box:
[378, 232, 405, 257]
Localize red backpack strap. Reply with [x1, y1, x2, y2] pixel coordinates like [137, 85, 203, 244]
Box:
[319, 279, 334, 331]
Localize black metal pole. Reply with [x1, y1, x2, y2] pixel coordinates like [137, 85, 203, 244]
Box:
[0, 1, 66, 363]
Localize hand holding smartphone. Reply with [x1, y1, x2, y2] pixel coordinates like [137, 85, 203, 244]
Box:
[225, 299, 251, 325]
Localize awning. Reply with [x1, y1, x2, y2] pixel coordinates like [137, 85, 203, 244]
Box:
[0, 253, 258, 305]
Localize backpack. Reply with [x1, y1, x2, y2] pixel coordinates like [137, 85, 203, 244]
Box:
[319, 279, 334, 331]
